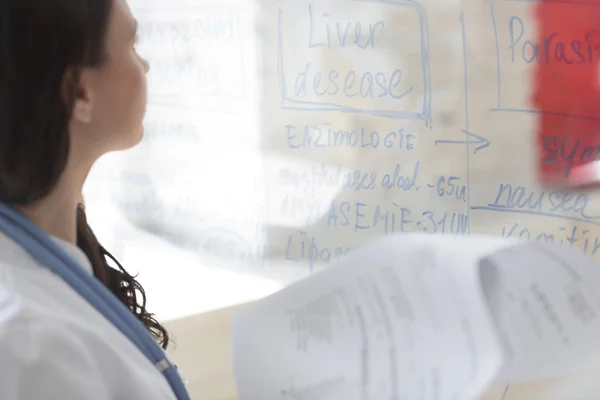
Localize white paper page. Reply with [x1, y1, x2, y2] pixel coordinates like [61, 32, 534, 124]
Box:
[479, 242, 600, 384]
[231, 233, 515, 400]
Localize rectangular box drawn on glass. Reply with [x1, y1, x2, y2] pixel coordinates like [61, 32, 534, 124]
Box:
[276, 0, 432, 126]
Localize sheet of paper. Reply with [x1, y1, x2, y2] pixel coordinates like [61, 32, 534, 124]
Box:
[231, 233, 514, 400]
[479, 242, 600, 384]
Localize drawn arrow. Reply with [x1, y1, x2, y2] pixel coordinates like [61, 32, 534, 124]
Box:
[434, 129, 491, 154]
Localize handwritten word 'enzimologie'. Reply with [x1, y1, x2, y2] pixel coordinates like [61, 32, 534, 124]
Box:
[286, 125, 416, 150]
[509, 15, 600, 65]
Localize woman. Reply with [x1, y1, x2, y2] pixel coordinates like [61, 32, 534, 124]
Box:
[0, 0, 187, 398]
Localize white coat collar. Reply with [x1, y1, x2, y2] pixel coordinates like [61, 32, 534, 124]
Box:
[49, 235, 94, 275]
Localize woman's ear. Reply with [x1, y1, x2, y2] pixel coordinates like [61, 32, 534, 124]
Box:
[63, 68, 94, 124]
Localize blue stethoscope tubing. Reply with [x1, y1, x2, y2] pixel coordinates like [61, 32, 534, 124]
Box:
[0, 202, 190, 400]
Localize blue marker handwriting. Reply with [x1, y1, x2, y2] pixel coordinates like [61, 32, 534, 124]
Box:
[508, 15, 600, 65]
[278, 162, 420, 194]
[429, 176, 467, 203]
[136, 9, 239, 44]
[279, 164, 344, 191]
[148, 59, 220, 93]
[542, 136, 600, 179]
[287, 125, 416, 150]
[293, 4, 413, 100]
[326, 201, 468, 236]
[143, 120, 204, 142]
[489, 183, 600, 221]
[294, 63, 412, 100]
[281, 195, 323, 227]
[308, 4, 384, 50]
[502, 223, 600, 257]
[285, 231, 351, 271]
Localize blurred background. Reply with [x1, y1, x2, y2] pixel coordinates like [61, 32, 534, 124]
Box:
[83, 0, 600, 322]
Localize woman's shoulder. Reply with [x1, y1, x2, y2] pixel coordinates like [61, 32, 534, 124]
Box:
[0, 229, 99, 328]
[0, 254, 94, 323]
[0, 264, 23, 330]
[0, 258, 101, 340]
[0, 262, 177, 399]
[0, 258, 124, 352]
[0, 261, 111, 397]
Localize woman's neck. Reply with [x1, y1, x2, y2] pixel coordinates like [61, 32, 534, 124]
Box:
[15, 163, 88, 244]
[17, 193, 80, 244]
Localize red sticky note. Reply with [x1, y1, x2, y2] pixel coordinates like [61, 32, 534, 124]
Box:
[533, 0, 600, 188]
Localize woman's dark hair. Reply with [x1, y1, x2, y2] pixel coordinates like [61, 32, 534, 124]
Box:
[77, 204, 170, 349]
[0, 0, 169, 348]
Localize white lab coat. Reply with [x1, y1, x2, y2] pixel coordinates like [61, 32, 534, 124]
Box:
[0, 231, 179, 399]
